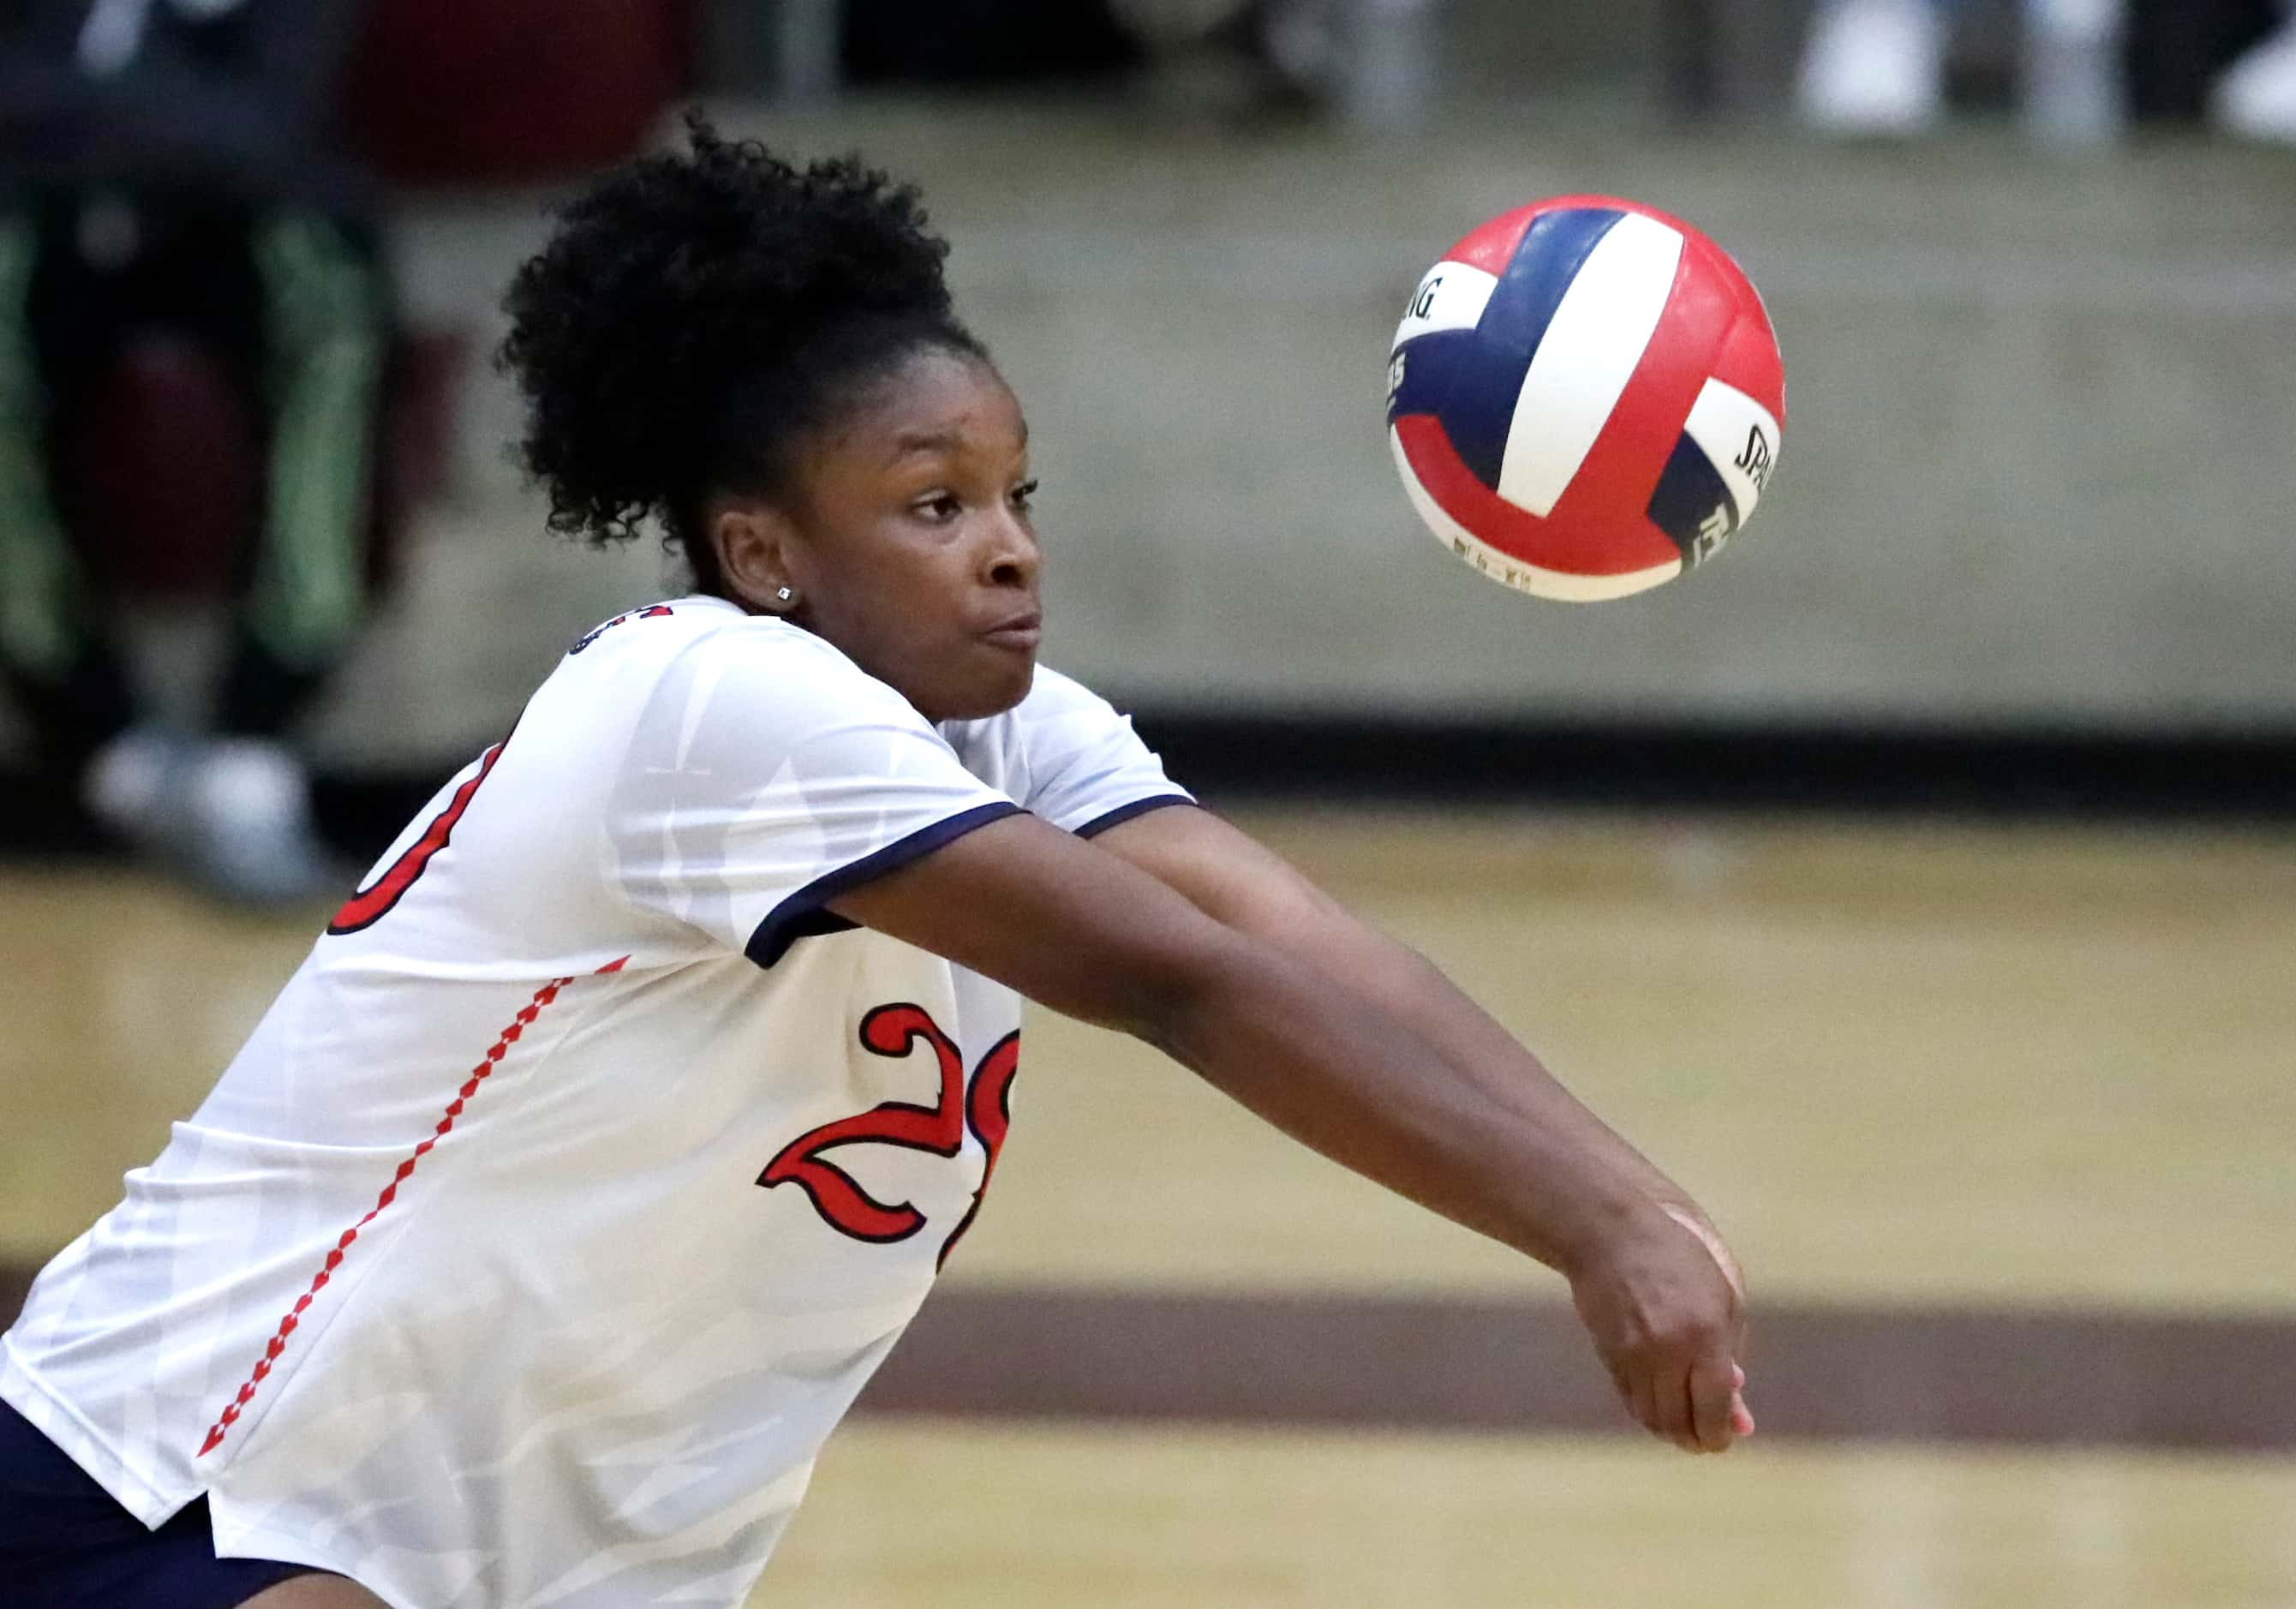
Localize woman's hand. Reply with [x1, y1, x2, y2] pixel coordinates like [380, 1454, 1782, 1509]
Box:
[1569, 1201, 1754, 1454]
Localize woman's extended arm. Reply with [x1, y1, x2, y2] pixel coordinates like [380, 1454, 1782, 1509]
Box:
[828, 810, 1751, 1454]
[1090, 804, 1755, 1443]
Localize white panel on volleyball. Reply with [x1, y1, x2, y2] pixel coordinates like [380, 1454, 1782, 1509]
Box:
[1495, 212, 1685, 518]
[1682, 378, 1782, 528]
[1387, 429, 1682, 602]
[1391, 261, 1500, 348]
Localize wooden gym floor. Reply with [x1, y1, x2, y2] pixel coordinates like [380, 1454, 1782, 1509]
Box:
[3, 807, 2293, 1606]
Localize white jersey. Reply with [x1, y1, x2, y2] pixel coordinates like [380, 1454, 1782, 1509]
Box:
[1, 596, 1191, 1607]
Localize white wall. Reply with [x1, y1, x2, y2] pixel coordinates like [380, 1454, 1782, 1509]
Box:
[284, 102, 2296, 767]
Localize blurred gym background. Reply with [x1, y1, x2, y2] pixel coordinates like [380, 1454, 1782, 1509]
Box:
[2, 1, 2292, 1604]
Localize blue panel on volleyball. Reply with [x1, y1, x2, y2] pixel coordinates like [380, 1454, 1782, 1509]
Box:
[1430, 207, 1624, 493]
[1387, 328, 1476, 423]
[1645, 434, 1740, 561]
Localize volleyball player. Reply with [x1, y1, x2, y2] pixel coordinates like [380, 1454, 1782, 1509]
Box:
[0, 122, 1753, 1607]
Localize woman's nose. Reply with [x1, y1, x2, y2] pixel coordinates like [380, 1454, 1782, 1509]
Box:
[983, 512, 1040, 589]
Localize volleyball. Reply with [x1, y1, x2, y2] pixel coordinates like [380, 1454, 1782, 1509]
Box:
[1386, 196, 1785, 601]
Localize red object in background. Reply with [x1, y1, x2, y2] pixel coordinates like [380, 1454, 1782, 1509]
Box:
[60, 333, 260, 601]
[344, 0, 696, 187]
[57, 328, 457, 603]
[54, 0, 697, 602]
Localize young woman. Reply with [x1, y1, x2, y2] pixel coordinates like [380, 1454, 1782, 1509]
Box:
[0, 122, 1753, 1609]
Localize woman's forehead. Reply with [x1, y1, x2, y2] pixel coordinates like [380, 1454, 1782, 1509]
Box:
[838, 350, 1026, 468]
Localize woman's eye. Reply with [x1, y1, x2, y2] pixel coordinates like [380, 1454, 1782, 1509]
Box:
[1010, 480, 1039, 511]
[914, 493, 963, 522]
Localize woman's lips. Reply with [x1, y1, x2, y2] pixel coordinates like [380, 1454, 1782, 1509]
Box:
[982, 615, 1043, 651]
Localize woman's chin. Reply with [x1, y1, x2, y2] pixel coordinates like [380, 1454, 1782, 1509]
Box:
[930, 655, 1036, 723]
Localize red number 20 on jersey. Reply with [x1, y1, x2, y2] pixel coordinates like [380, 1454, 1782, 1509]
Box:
[759, 1003, 1019, 1270]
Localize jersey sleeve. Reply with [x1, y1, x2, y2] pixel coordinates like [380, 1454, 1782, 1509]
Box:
[1004, 667, 1197, 839]
[605, 627, 1022, 966]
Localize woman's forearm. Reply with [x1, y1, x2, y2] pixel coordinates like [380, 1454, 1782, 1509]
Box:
[1317, 921, 1704, 1216]
[1192, 887, 1711, 1223]
[1148, 928, 1661, 1278]
[1092, 810, 1708, 1225]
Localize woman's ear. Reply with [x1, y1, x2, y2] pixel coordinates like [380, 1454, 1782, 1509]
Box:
[711, 501, 802, 614]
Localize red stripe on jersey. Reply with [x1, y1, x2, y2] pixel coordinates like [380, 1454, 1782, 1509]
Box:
[327, 741, 507, 936]
[195, 974, 579, 1460]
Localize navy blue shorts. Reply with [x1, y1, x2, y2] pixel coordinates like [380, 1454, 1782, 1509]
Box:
[0, 1399, 324, 1607]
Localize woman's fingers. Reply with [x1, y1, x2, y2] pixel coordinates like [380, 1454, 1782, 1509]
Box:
[1641, 1347, 1705, 1452]
[1689, 1349, 1740, 1452]
[1629, 1367, 1662, 1443]
[1620, 1349, 1754, 1452]
[1731, 1391, 1757, 1439]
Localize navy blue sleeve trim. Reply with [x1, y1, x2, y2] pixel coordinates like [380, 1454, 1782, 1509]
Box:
[744, 801, 1026, 969]
[1073, 794, 1200, 840]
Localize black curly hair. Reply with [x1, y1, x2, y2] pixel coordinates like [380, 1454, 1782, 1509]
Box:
[499, 116, 988, 596]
